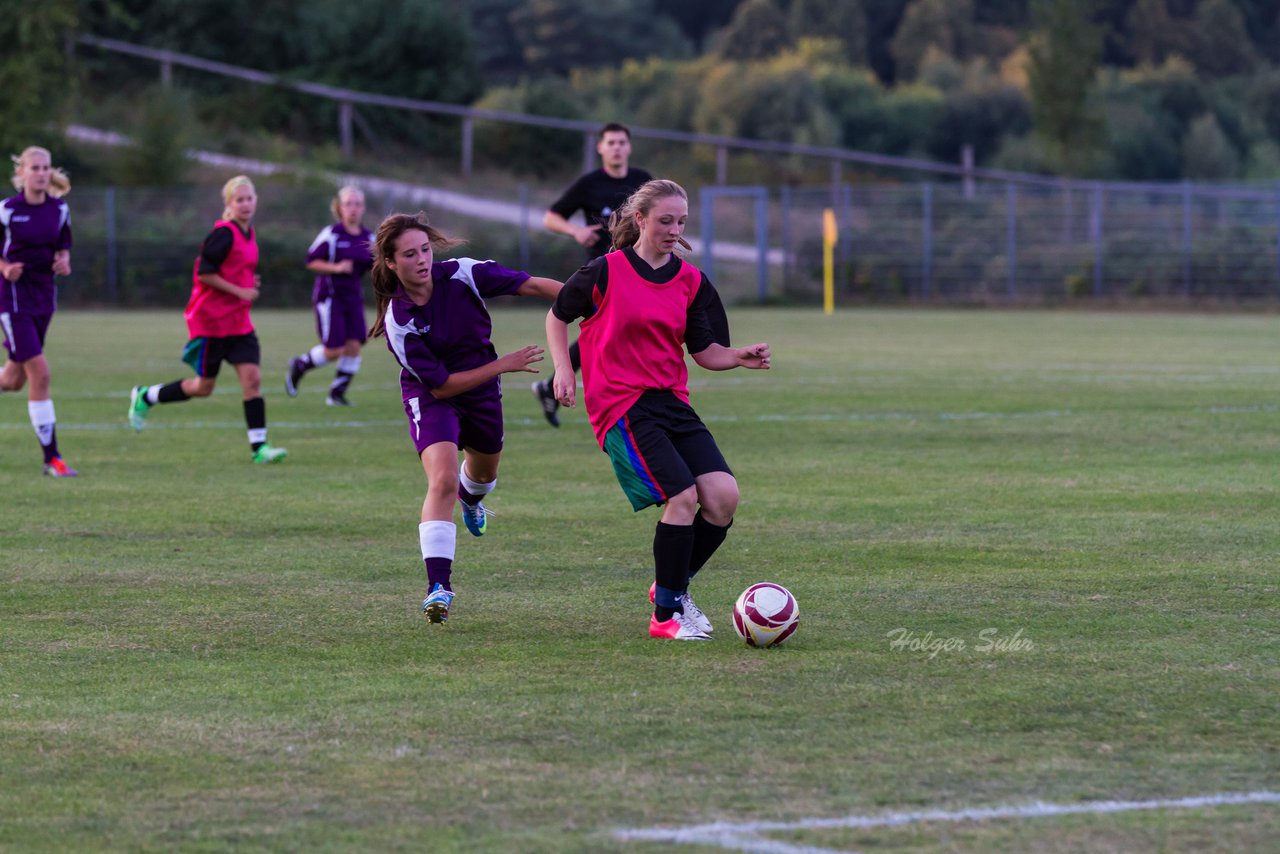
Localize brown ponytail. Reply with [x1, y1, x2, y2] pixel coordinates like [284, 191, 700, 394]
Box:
[608, 179, 692, 254]
[368, 211, 466, 338]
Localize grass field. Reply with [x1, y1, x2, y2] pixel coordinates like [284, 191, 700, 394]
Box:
[2, 307, 1277, 853]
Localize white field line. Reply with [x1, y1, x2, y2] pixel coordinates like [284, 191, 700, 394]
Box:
[613, 791, 1280, 853]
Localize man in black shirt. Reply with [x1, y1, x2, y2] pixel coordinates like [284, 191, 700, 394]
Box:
[534, 122, 652, 427]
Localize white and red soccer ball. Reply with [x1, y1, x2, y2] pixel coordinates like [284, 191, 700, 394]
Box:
[732, 582, 799, 647]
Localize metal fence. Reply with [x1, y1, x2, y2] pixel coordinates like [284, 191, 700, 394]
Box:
[52, 177, 1280, 310]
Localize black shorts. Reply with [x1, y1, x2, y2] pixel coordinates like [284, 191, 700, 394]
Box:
[603, 390, 732, 511]
[182, 333, 261, 378]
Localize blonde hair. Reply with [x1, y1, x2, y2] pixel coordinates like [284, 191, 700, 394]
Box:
[221, 175, 256, 220]
[330, 185, 365, 221]
[608, 179, 691, 254]
[369, 212, 466, 338]
[11, 146, 71, 197]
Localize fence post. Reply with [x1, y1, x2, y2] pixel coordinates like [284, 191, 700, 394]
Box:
[780, 185, 792, 294]
[922, 182, 933, 300]
[754, 189, 768, 302]
[962, 144, 975, 201]
[160, 59, 172, 89]
[700, 189, 715, 283]
[461, 116, 474, 179]
[1182, 180, 1193, 298]
[338, 102, 354, 160]
[1274, 181, 1280, 295]
[582, 132, 595, 174]
[1091, 183, 1104, 298]
[715, 146, 728, 186]
[518, 183, 530, 271]
[1006, 182, 1017, 301]
[104, 186, 118, 304]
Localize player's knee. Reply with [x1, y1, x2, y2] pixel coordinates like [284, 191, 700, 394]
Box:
[700, 481, 739, 523]
[667, 486, 698, 516]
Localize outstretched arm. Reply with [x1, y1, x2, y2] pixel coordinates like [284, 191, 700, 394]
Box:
[691, 342, 771, 372]
[516, 276, 564, 302]
[430, 346, 544, 400]
[545, 310, 575, 408]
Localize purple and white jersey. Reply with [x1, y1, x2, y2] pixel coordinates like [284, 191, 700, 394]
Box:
[305, 223, 373, 304]
[0, 194, 72, 314]
[383, 258, 530, 400]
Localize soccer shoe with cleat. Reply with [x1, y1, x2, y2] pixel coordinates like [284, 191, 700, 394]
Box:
[285, 357, 305, 397]
[422, 583, 454, 623]
[648, 582, 713, 634]
[649, 611, 712, 640]
[459, 499, 491, 537]
[325, 393, 352, 407]
[531, 380, 560, 428]
[128, 385, 151, 431]
[43, 457, 78, 477]
[251, 444, 288, 464]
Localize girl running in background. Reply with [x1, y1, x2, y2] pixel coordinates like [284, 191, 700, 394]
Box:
[545, 179, 771, 641]
[285, 185, 374, 406]
[370, 211, 561, 624]
[127, 175, 287, 464]
[0, 146, 77, 477]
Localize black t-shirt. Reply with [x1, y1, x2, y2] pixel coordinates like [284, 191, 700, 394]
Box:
[551, 248, 730, 354]
[548, 167, 654, 259]
[196, 223, 253, 275]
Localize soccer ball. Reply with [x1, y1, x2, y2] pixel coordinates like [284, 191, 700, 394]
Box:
[732, 582, 799, 647]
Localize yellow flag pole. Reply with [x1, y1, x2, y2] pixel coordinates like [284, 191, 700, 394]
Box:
[822, 208, 837, 315]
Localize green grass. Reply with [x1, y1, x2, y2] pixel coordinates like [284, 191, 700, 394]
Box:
[2, 308, 1277, 852]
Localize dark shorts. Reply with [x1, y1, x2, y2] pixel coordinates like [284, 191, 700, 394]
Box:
[315, 294, 367, 349]
[0, 310, 52, 362]
[603, 390, 731, 512]
[402, 375, 505, 456]
[182, 333, 261, 378]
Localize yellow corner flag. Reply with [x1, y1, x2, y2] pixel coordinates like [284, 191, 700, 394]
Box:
[822, 208, 837, 315]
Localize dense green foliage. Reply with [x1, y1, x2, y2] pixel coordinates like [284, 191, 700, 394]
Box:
[17, 1, 1280, 181]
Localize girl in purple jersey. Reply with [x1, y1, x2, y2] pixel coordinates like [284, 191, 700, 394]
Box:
[0, 146, 76, 477]
[285, 186, 374, 406]
[369, 212, 562, 624]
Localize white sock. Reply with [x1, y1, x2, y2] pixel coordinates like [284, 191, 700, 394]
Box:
[28, 399, 55, 447]
[337, 355, 361, 374]
[145, 384, 162, 405]
[309, 344, 329, 367]
[248, 428, 267, 445]
[459, 462, 496, 497]
[419, 520, 457, 560]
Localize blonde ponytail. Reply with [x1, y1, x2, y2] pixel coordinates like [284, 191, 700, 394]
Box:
[608, 179, 691, 254]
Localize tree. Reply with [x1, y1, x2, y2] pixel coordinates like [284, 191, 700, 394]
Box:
[1026, 0, 1104, 175]
[0, 0, 78, 155]
[789, 0, 869, 66]
[890, 0, 978, 82]
[1182, 113, 1240, 180]
[713, 0, 793, 61]
[1124, 0, 1187, 66]
[1183, 0, 1259, 78]
[507, 0, 692, 76]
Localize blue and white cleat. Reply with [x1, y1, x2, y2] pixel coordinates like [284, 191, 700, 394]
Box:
[459, 499, 491, 537]
[422, 583, 455, 623]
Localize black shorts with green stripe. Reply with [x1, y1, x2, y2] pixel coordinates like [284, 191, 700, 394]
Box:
[182, 333, 260, 378]
[603, 390, 731, 512]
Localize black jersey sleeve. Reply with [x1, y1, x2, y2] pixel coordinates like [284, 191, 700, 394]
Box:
[548, 175, 590, 219]
[684, 274, 731, 354]
[551, 256, 609, 323]
[197, 225, 234, 274]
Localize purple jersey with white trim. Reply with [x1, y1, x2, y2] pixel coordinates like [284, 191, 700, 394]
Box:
[0, 194, 72, 314]
[306, 223, 373, 304]
[383, 258, 530, 400]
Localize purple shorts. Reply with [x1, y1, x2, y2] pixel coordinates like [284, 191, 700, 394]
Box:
[0, 310, 52, 362]
[315, 293, 367, 350]
[402, 375, 505, 456]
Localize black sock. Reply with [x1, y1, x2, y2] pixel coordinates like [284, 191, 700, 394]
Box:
[686, 512, 732, 588]
[244, 396, 267, 451]
[157, 380, 190, 404]
[653, 522, 694, 620]
[569, 339, 582, 373]
[330, 371, 354, 396]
